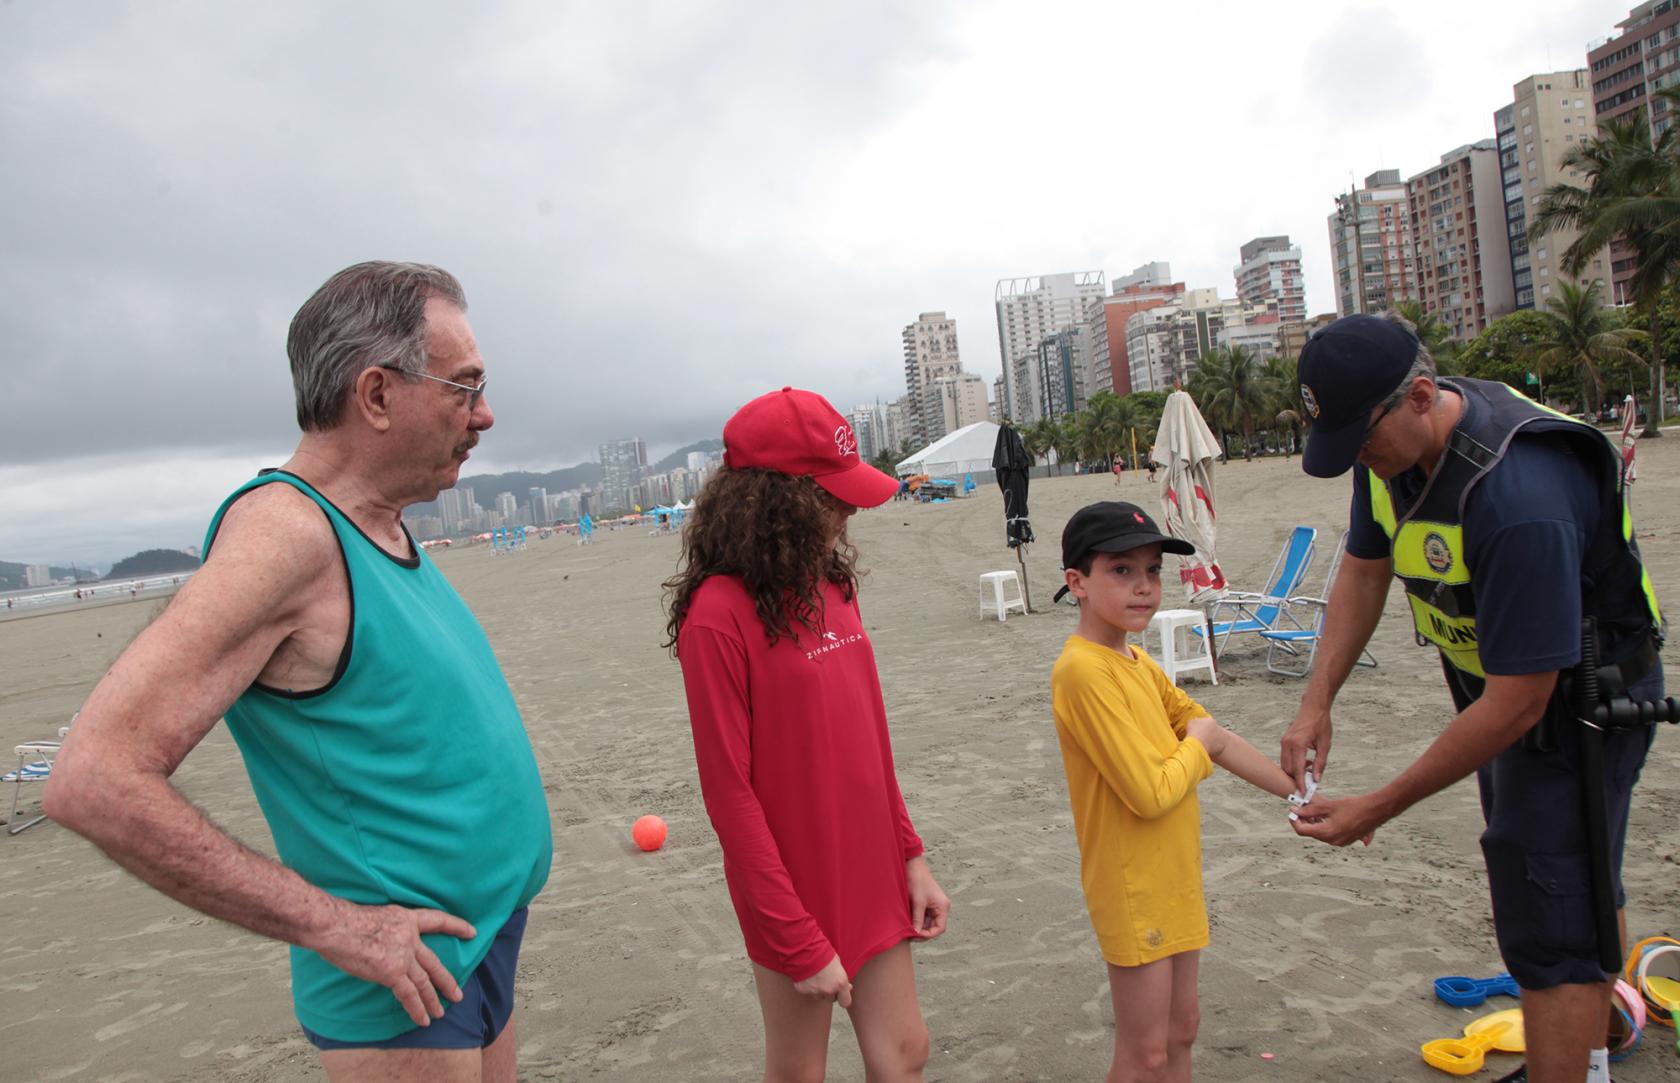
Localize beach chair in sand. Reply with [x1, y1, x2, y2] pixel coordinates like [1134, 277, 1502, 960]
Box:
[1190, 525, 1317, 659]
[6, 714, 74, 836]
[1257, 532, 1379, 677]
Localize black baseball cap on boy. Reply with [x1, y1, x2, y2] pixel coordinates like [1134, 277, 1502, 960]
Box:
[1053, 501, 1194, 602]
[1297, 314, 1420, 479]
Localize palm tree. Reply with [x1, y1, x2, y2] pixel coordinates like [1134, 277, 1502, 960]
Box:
[1532, 89, 1680, 435]
[1394, 299, 1461, 374]
[1526, 280, 1648, 412]
[1077, 392, 1138, 467]
[1024, 417, 1059, 473]
[1055, 417, 1083, 473]
[1261, 354, 1302, 455]
[1190, 346, 1268, 459]
[869, 439, 912, 477]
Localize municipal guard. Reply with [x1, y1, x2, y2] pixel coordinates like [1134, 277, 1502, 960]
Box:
[1279, 313, 1664, 1083]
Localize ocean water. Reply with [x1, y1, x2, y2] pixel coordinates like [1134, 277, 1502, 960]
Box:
[1, 572, 194, 612]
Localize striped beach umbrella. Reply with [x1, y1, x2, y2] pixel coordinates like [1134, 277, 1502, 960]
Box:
[1152, 390, 1226, 604]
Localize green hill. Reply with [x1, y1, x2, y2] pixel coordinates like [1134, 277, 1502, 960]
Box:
[106, 549, 203, 579]
[407, 462, 603, 519]
[406, 439, 722, 518]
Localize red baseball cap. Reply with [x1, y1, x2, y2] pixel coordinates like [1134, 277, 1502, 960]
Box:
[722, 387, 900, 508]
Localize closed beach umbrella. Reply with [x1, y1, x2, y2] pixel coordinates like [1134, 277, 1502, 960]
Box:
[1151, 390, 1227, 603]
[1621, 393, 1638, 483]
[992, 423, 1035, 549]
[992, 422, 1036, 610]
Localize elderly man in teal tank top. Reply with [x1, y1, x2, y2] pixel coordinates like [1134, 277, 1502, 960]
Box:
[44, 262, 552, 1083]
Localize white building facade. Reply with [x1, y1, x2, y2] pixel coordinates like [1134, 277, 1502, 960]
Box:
[901, 312, 962, 445]
[994, 271, 1105, 424]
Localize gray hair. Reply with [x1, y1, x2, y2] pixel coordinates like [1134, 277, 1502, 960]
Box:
[1377, 309, 1437, 409]
[286, 261, 468, 431]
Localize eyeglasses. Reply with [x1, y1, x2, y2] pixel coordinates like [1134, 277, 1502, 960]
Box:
[1361, 396, 1401, 453]
[380, 365, 487, 409]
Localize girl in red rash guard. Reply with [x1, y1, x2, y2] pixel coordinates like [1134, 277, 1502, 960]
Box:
[664, 387, 950, 1082]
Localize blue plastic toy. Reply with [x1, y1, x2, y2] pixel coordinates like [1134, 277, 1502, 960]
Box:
[1433, 972, 1520, 1008]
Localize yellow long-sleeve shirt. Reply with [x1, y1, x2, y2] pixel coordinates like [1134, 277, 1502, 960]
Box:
[1051, 634, 1214, 966]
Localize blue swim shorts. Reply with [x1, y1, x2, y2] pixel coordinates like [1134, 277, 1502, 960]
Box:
[303, 907, 528, 1051]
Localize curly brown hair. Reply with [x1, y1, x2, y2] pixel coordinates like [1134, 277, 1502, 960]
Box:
[663, 467, 861, 652]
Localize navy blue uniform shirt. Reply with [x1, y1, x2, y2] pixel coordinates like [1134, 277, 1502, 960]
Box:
[1347, 387, 1648, 675]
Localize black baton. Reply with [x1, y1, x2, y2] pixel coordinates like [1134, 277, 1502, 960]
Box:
[1572, 619, 1623, 975]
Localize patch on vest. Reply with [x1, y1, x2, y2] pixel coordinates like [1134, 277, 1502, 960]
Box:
[1300, 384, 1320, 418]
[1423, 532, 1453, 574]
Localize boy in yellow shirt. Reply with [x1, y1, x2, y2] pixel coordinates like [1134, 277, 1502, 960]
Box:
[1050, 502, 1301, 1083]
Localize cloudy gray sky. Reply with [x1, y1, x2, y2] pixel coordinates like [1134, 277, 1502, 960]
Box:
[2, 0, 1618, 564]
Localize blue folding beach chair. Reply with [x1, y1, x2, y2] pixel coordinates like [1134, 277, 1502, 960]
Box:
[1190, 525, 1317, 659]
[1257, 532, 1379, 677]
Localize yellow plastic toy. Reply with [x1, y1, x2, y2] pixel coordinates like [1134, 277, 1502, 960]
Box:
[1421, 1011, 1525, 1076]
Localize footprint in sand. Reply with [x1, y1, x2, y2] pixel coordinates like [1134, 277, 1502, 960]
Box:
[94, 1001, 187, 1042]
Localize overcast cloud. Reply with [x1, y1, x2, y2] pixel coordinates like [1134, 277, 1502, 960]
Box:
[2, 0, 1618, 564]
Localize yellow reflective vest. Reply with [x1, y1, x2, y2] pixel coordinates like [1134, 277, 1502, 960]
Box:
[1368, 378, 1660, 679]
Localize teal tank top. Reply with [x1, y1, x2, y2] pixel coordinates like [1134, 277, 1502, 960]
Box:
[204, 471, 552, 1041]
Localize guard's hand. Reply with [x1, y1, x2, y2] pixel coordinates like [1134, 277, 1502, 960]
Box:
[793, 954, 853, 1008]
[1289, 792, 1381, 848]
[315, 900, 477, 1026]
[906, 856, 950, 940]
[1281, 704, 1332, 788]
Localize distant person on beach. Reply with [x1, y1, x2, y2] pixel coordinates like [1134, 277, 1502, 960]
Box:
[1050, 500, 1303, 1083]
[665, 387, 950, 1082]
[45, 262, 551, 1083]
[1281, 313, 1664, 1083]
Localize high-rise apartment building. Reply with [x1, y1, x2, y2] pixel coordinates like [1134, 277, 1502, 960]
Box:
[883, 396, 911, 457]
[598, 437, 648, 515]
[1591, 2, 1680, 133]
[1234, 237, 1306, 326]
[1496, 72, 1604, 309]
[437, 488, 469, 534]
[1218, 315, 1283, 361]
[1405, 141, 1515, 339]
[1125, 289, 1245, 394]
[901, 312, 962, 444]
[1089, 263, 1185, 397]
[849, 401, 889, 461]
[994, 271, 1106, 423]
[25, 564, 51, 587]
[1327, 169, 1419, 317]
[1032, 330, 1091, 421]
[921, 372, 990, 441]
[1588, 3, 1679, 303]
[494, 492, 518, 523]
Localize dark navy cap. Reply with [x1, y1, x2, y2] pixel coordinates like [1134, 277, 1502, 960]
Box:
[1054, 501, 1194, 601]
[1298, 315, 1421, 478]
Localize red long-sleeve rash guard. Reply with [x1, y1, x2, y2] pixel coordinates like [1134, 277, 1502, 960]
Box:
[677, 576, 924, 981]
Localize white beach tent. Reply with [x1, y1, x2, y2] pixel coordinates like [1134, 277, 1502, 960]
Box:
[896, 421, 1002, 478]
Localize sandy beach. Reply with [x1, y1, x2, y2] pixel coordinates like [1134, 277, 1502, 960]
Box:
[3, 447, 1677, 1082]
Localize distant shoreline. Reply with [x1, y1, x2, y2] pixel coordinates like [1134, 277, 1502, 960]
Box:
[0, 574, 190, 621]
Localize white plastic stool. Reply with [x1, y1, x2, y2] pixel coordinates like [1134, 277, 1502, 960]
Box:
[978, 570, 1027, 622]
[1148, 608, 1218, 685]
